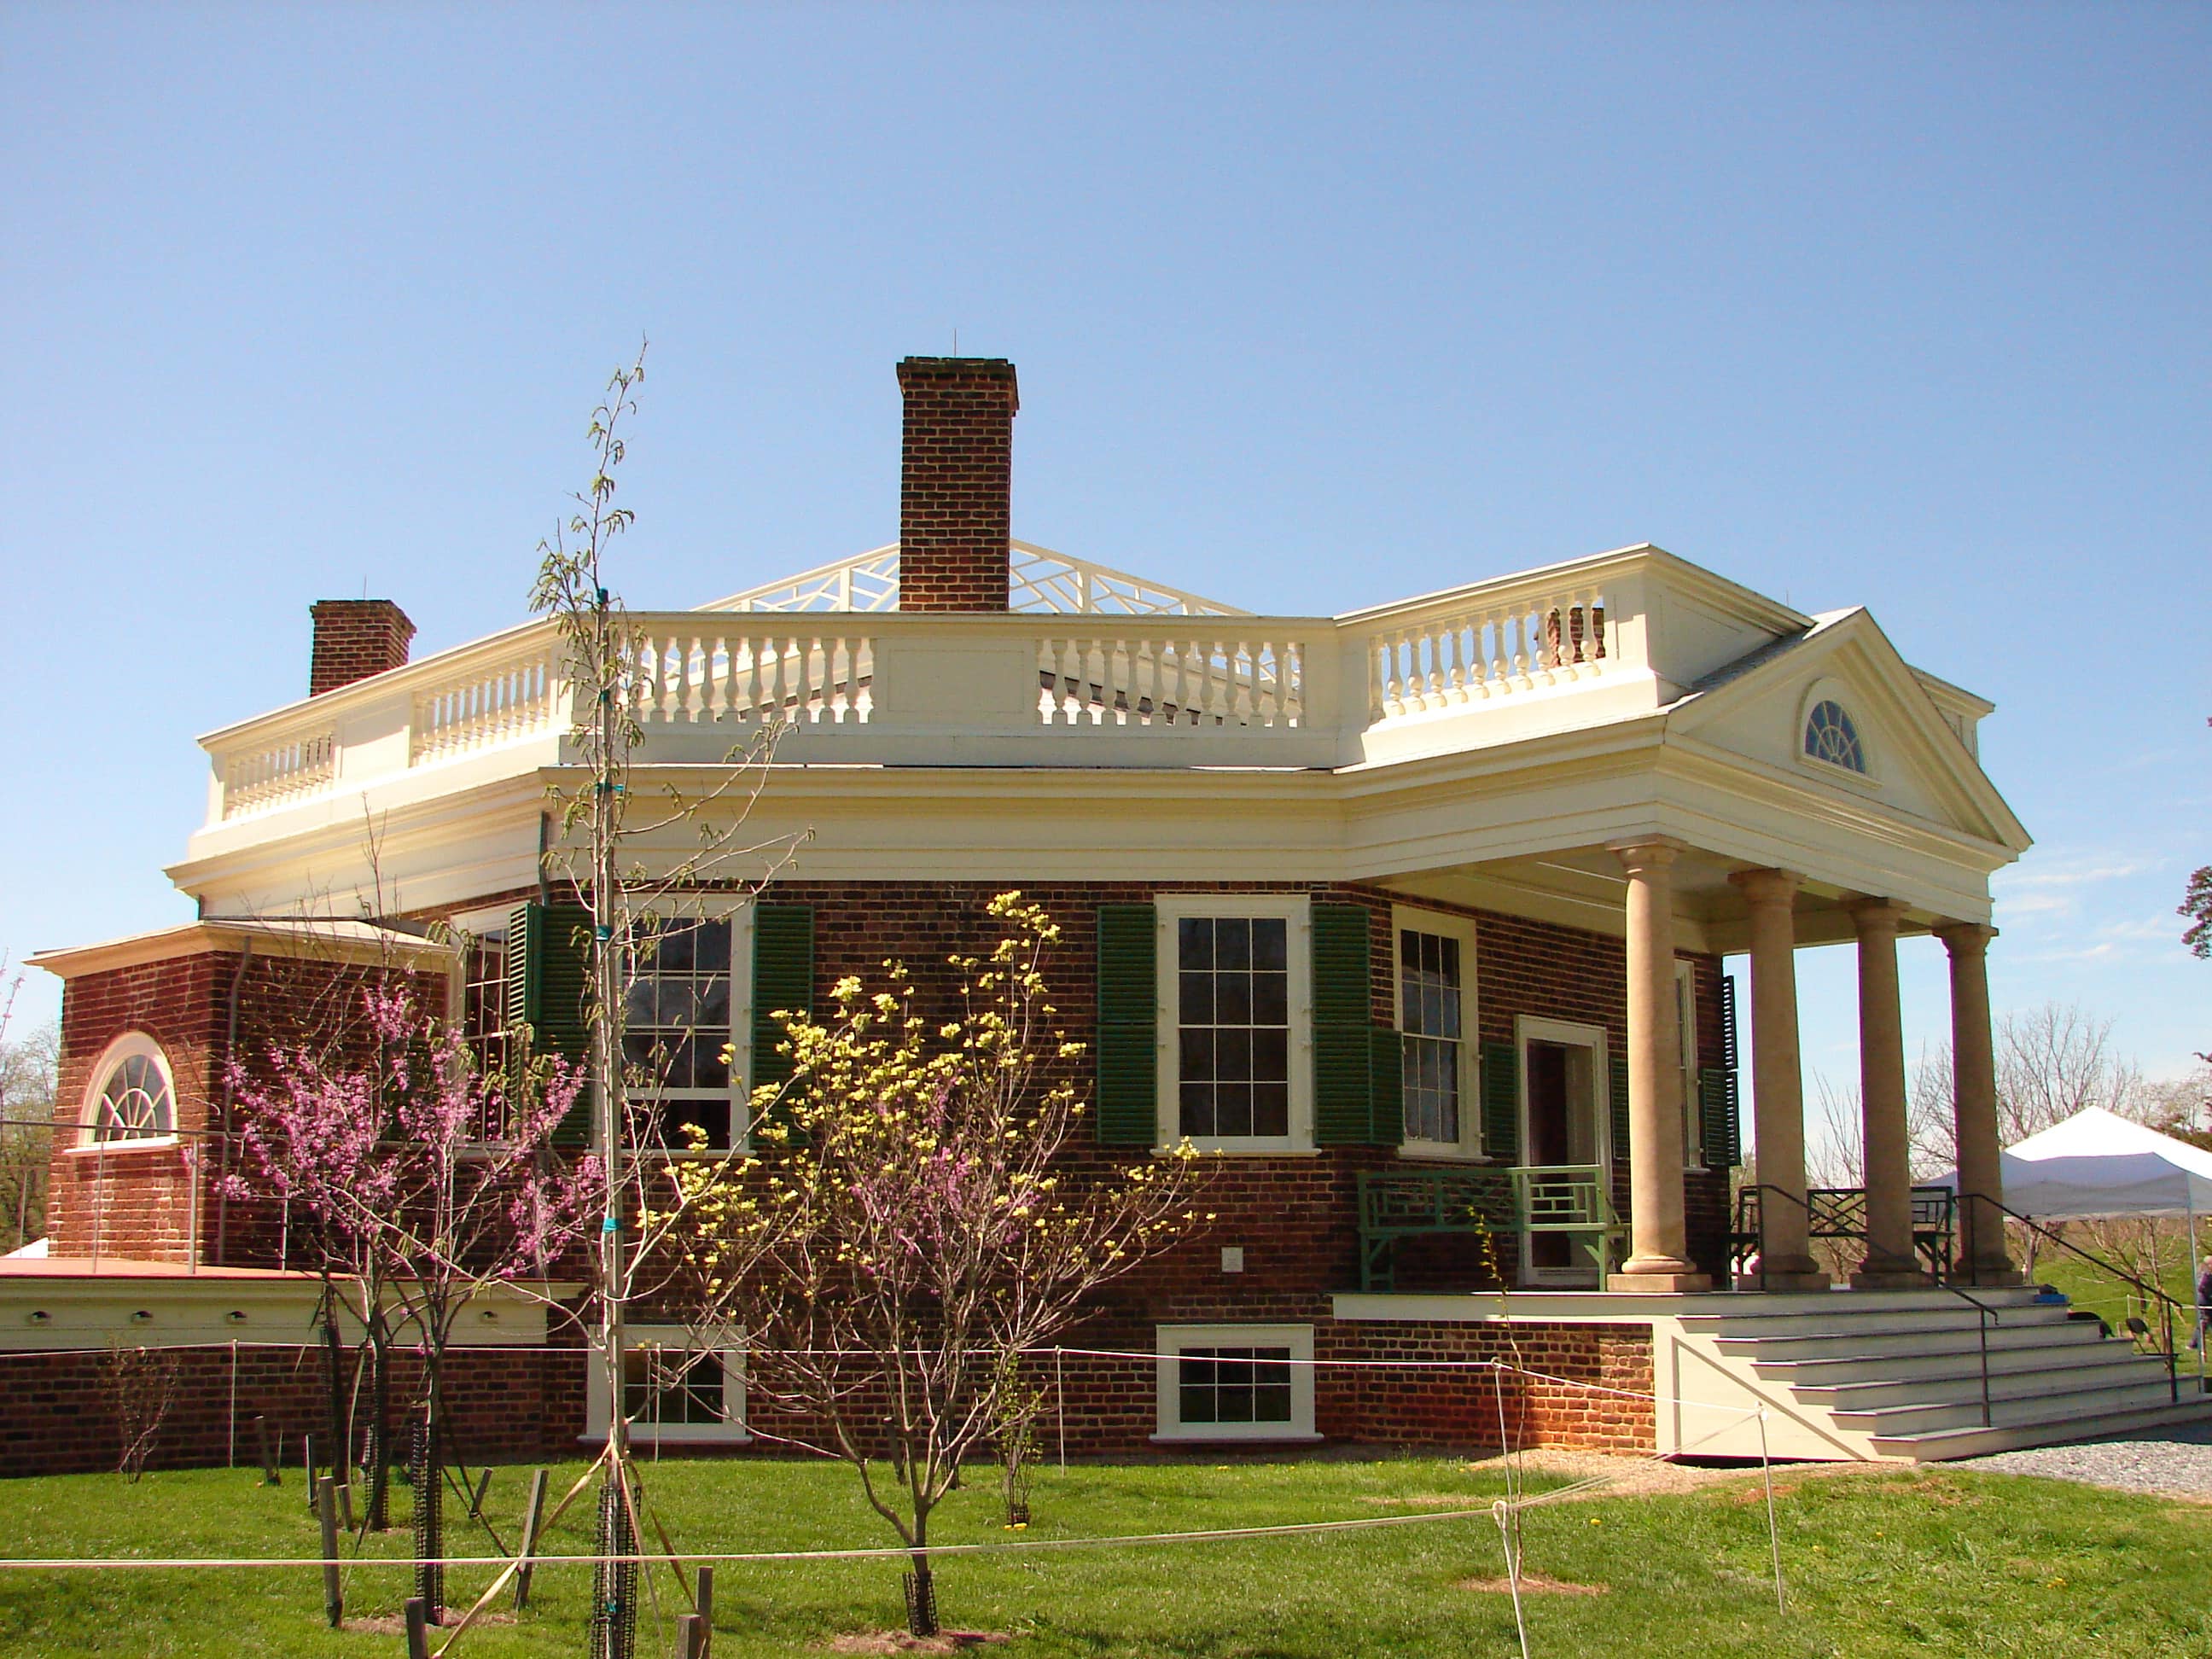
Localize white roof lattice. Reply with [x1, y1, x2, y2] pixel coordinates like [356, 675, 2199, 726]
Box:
[700, 541, 1246, 617]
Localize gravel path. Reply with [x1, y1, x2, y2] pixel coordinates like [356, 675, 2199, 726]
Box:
[1960, 1422, 2212, 1499]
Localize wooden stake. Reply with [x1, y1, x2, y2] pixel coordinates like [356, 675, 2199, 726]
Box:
[513, 1467, 550, 1611]
[676, 1612, 706, 1659]
[303, 1434, 318, 1511]
[404, 1596, 430, 1659]
[255, 1415, 279, 1486]
[469, 1465, 494, 1520]
[693, 1564, 714, 1657]
[317, 1476, 344, 1629]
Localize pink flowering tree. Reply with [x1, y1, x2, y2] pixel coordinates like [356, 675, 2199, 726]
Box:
[223, 986, 597, 1591]
[657, 894, 1211, 1637]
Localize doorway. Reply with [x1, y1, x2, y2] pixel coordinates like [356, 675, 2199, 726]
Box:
[1516, 1018, 1610, 1287]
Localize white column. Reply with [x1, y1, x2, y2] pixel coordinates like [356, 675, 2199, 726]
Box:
[1727, 869, 1827, 1291]
[1850, 898, 1924, 1289]
[1608, 839, 1710, 1292]
[1938, 922, 2021, 1286]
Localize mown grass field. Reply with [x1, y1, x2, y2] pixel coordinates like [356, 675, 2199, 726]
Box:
[2, 1452, 2209, 1656]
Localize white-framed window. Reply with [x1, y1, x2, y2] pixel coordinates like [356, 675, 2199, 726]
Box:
[1675, 961, 1704, 1171]
[1392, 906, 1479, 1158]
[625, 905, 755, 1154]
[585, 1325, 748, 1445]
[1155, 894, 1313, 1153]
[78, 1033, 177, 1150]
[1154, 1323, 1318, 1442]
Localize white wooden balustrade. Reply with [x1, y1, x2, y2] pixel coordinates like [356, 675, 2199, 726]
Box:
[200, 547, 1742, 824]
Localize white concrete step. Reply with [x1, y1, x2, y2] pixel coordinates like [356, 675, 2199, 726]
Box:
[1840, 1377, 2185, 1440]
[1868, 1392, 2212, 1461]
[1778, 1350, 2168, 1406]
[1810, 1361, 2176, 1426]
[1679, 1292, 2059, 1340]
[1721, 1318, 2104, 1366]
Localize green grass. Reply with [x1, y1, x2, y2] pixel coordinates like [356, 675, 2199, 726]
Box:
[1, 1454, 2209, 1656]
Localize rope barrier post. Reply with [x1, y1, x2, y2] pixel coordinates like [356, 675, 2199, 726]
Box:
[694, 1564, 714, 1656]
[1054, 1347, 1067, 1471]
[302, 1433, 317, 1513]
[675, 1612, 706, 1659]
[316, 1475, 344, 1630]
[469, 1465, 494, 1522]
[404, 1596, 431, 1659]
[1755, 1408, 1784, 1615]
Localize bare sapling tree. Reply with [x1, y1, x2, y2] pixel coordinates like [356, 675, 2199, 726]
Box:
[103, 1341, 183, 1481]
[0, 965, 57, 1251]
[657, 893, 1211, 1638]
[525, 343, 802, 1659]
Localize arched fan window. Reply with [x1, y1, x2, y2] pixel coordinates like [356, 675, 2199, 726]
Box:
[84, 1033, 177, 1145]
[1802, 700, 1866, 774]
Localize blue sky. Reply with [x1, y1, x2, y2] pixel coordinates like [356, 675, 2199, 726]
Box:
[3, 5, 2205, 1104]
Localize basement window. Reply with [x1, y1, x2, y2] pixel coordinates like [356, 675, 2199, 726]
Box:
[586, 1326, 748, 1445]
[1154, 1324, 1318, 1441]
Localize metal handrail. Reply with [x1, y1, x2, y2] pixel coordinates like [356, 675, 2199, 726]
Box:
[1935, 1281, 2000, 1427]
[1734, 1182, 1813, 1293]
[1960, 1190, 2187, 1404]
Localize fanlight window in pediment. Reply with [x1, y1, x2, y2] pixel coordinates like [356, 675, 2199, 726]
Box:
[1803, 699, 1867, 774]
[700, 542, 1246, 618]
[84, 1033, 177, 1145]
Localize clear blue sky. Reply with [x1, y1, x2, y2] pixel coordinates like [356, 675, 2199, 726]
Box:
[3, 6, 2206, 1108]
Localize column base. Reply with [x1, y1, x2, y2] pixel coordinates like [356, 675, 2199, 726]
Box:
[1608, 1271, 1714, 1293]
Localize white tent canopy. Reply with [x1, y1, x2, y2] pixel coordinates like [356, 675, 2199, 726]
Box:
[1937, 1105, 2212, 1222]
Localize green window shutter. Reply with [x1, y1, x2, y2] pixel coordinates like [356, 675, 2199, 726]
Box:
[1700, 1067, 1742, 1170]
[507, 901, 594, 1147]
[749, 905, 815, 1091]
[1094, 905, 1157, 1145]
[1313, 904, 1381, 1146]
[1481, 1041, 1519, 1164]
[1368, 1027, 1404, 1148]
[1608, 1053, 1632, 1171]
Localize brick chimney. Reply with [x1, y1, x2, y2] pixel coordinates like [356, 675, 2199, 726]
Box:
[896, 357, 1017, 611]
[308, 599, 416, 696]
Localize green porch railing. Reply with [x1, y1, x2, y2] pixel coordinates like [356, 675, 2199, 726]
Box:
[1354, 1166, 1624, 1292]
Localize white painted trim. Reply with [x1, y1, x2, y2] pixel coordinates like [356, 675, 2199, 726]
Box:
[1512, 1016, 1611, 1289]
[1795, 676, 1881, 791]
[628, 899, 757, 1155]
[78, 1032, 178, 1150]
[1390, 905, 1481, 1159]
[1153, 894, 1313, 1154]
[1154, 1323, 1316, 1441]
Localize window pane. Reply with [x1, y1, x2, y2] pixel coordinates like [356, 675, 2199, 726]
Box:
[1179, 971, 1212, 1026]
[1251, 1083, 1289, 1137]
[1253, 1027, 1288, 1085]
[1253, 920, 1287, 971]
[1179, 1083, 1215, 1138]
[1251, 970, 1287, 1026]
[1178, 917, 1212, 969]
[1215, 971, 1252, 1024]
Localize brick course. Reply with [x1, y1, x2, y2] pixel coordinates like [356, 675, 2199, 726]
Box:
[308, 599, 416, 696]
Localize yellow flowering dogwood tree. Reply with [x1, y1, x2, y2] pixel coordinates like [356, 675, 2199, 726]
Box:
[655, 893, 1210, 1636]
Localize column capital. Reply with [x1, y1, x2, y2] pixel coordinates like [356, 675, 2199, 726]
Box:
[1935, 921, 1999, 956]
[1847, 896, 1907, 935]
[1609, 835, 1688, 872]
[1729, 867, 1803, 908]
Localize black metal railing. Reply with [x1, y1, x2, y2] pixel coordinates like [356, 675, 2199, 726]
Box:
[1961, 1191, 2191, 1405]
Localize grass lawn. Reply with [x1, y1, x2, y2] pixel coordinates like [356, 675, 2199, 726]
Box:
[1, 1452, 2208, 1657]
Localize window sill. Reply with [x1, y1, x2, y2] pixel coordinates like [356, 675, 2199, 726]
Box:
[1165, 1144, 1322, 1158]
[1149, 1431, 1324, 1447]
[66, 1137, 181, 1158]
[1396, 1144, 1494, 1164]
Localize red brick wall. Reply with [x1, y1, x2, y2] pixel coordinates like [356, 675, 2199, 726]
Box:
[896, 358, 1016, 611]
[308, 599, 415, 696]
[48, 949, 446, 1267]
[0, 1342, 585, 1480]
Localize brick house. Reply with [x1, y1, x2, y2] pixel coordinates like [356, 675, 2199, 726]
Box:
[20, 355, 2205, 1475]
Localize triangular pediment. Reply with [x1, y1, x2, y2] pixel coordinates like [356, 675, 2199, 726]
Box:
[1667, 609, 2030, 854]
